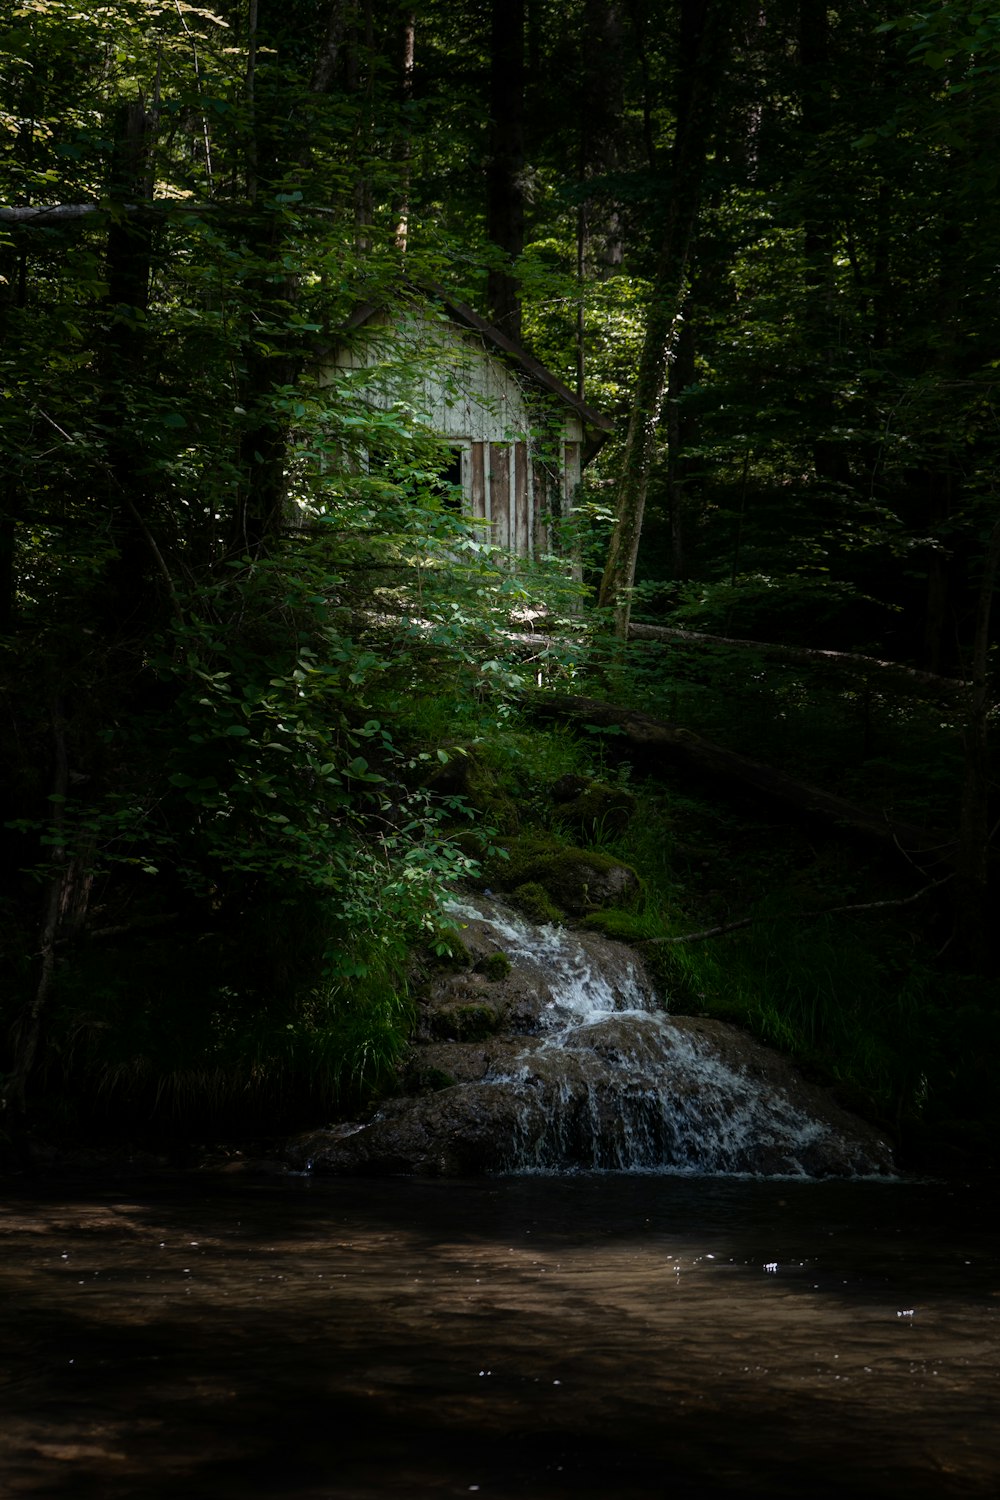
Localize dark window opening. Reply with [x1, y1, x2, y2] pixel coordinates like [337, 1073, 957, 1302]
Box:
[438, 448, 464, 512]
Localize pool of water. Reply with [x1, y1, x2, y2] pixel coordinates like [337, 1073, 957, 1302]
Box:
[1, 1172, 997, 1497]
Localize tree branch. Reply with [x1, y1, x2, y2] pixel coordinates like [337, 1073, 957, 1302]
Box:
[647, 874, 955, 946]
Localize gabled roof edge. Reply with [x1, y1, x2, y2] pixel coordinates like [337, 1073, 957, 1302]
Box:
[334, 284, 614, 443]
[419, 283, 614, 437]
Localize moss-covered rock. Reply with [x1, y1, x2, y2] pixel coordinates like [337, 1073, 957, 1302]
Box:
[494, 838, 642, 917]
[424, 747, 521, 834]
[510, 881, 564, 925]
[477, 950, 512, 981]
[427, 934, 473, 969]
[551, 775, 637, 843]
[407, 1064, 458, 1093]
[581, 909, 652, 943]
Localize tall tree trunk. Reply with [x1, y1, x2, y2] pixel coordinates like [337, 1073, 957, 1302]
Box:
[665, 301, 695, 578]
[598, 0, 731, 634]
[799, 3, 851, 488]
[486, 0, 525, 341]
[393, 10, 416, 254]
[953, 516, 1000, 966]
[340, 0, 375, 249]
[579, 0, 626, 277]
[575, 1, 626, 395]
[3, 699, 93, 1121]
[233, 0, 346, 555]
[99, 98, 159, 622]
[921, 152, 965, 674]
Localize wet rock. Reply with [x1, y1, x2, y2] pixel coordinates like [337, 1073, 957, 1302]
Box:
[287, 895, 894, 1181]
[289, 1088, 527, 1176]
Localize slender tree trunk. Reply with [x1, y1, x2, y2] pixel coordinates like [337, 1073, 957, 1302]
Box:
[598, 0, 731, 634]
[99, 98, 159, 621]
[233, 0, 346, 555]
[922, 154, 965, 674]
[665, 302, 695, 578]
[953, 516, 1000, 966]
[4, 700, 82, 1119]
[393, 10, 416, 254]
[579, 0, 626, 276]
[0, 238, 26, 634]
[575, 200, 587, 398]
[486, 0, 525, 341]
[575, 2, 626, 397]
[799, 3, 851, 489]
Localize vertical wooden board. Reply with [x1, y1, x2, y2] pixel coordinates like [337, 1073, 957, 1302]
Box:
[563, 441, 583, 583]
[489, 443, 510, 547]
[532, 460, 551, 555]
[470, 443, 486, 521]
[563, 442, 581, 515]
[514, 442, 529, 556]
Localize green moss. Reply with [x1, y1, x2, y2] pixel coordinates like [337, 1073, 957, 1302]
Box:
[510, 881, 564, 925]
[429, 934, 473, 969]
[581, 909, 652, 943]
[552, 777, 637, 843]
[484, 832, 572, 886]
[466, 765, 521, 835]
[425, 748, 521, 835]
[507, 842, 642, 915]
[478, 950, 512, 981]
[409, 1065, 457, 1093]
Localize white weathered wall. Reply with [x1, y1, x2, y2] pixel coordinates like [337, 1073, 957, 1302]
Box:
[324, 306, 581, 558]
[331, 307, 534, 441]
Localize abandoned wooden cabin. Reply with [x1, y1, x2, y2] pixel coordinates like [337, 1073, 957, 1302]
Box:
[323, 289, 613, 558]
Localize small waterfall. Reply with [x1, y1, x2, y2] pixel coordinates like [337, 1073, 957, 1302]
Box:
[288, 896, 894, 1179]
[447, 898, 885, 1177]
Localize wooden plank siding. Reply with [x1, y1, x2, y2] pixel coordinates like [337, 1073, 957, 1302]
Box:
[324, 304, 609, 561]
[470, 442, 487, 523]
[563, 441, 583, 581]
[563, 442, 581, 516]
[513, 442, 530, 556]
[532, 458, 552, 556]
[489, 443, 510, 549]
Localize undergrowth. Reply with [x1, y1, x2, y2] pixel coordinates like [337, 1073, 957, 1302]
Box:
[549, 759, 990, 1148]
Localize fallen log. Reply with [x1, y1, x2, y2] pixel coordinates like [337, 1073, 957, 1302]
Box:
[524, 691, 955, 868]
[627, 622, 967, 699]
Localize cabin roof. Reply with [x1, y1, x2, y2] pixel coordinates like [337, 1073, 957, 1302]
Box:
[338, 283, 614, 444]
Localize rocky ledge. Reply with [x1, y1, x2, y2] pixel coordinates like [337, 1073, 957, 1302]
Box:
[288, 895, 894, 1180]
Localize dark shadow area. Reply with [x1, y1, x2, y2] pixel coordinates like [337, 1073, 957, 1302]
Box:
[1, 1176, 998, 1498]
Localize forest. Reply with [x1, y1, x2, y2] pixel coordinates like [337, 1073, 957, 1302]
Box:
[1, 0, 998, 1174]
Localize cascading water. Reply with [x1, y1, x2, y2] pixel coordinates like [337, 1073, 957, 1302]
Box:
[445, 898, 890, 1177]
[289, 895, 894, 1179]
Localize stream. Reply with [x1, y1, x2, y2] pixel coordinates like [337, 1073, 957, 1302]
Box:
[292, 896, 892, 1177]
[1, 1171, 998, 1498]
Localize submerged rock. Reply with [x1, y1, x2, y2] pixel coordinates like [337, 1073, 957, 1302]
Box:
[287, 896, 894, 1180]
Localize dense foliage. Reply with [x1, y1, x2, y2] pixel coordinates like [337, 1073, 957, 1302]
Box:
[1, 0, 997, 1167]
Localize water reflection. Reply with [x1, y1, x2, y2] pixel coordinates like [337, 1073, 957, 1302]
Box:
[0, 1173, 997, 1497]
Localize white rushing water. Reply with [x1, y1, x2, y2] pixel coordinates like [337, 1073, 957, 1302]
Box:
[444, 897, 891, 1178]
